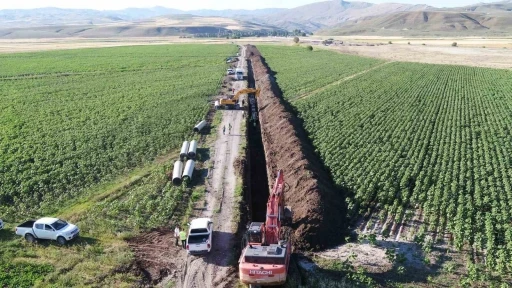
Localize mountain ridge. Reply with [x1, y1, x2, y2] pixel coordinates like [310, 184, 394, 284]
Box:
[0, 1, 511, 36]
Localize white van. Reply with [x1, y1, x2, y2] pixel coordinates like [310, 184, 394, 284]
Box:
[186, 218, 213, 255]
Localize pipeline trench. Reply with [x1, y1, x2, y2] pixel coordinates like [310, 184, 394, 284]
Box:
[246, 58, 270, 223]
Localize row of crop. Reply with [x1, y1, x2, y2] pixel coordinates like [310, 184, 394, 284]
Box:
[0, 44, 234, 77]
[291, 62, 512, 273]
[257, 45, 384, 100]
[0, 44, 237, 219]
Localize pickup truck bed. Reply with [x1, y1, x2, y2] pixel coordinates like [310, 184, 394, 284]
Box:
[17, 220, 35, 228]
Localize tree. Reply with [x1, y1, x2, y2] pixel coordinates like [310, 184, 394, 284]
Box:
[306, 45, 313, 51]
[452, 42, 458, 47]
[293, 37, 300, 43]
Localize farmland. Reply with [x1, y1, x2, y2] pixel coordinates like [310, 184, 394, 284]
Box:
[0, 44, 235, 287]
[260, 45, 512, 278]
[0, 44, 236, 219]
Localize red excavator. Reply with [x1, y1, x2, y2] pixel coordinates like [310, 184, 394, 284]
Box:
[239, 170, 291, 287]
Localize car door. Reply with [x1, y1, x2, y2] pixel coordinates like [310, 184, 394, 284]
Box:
[36, 224, 55, 240]
[33, 223, 46, 239]
[208, 222, 213, 249]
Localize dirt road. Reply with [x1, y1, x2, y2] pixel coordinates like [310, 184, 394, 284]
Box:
[166, 46, 247, 288]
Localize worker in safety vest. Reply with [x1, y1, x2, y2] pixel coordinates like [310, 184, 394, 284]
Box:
[179, 230, 187, 249]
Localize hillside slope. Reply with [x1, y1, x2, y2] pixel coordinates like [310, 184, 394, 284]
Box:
[0, 6, 285, 28]
[320, 10, 512, 36]
[247, 0, 433, 32]
[0, 15, 284, 39]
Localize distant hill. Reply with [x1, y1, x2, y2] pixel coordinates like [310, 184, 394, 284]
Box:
[0, 15, 285, 39]
[319, 9, 512, 36]
[0, 6, 286, 28]
[0, 1, 511, 37]
[245, 0, 434, 32]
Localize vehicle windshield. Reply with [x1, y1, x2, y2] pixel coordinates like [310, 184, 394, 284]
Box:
[188, 234, 209, 244]
[51, 219, 68, 230]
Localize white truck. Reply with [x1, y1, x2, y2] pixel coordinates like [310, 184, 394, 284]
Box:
[235, 68, 244, 81]
[186, 218, 213, 255]
[15, 217, 80, 245]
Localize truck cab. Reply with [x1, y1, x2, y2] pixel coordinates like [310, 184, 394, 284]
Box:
[15, 217, 79, 245]
[186, 218, 213, 255]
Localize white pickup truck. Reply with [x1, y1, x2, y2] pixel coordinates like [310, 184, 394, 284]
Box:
[15, 217, 79, 245]
[186, 218, 213, 255]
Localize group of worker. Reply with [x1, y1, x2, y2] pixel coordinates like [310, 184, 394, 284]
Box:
[222, 123, 232, 135]
[174, 225, 187, 249]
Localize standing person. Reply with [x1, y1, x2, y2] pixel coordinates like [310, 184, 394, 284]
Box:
[223, 125, 226, 135]
[229, 123, 232, 134]
[179, 230, 187, 249]
[174, 225, 180, 246]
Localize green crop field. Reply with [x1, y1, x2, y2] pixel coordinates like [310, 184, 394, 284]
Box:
[0, 44, 236, 219]
[0, 44, 234, 287]
[261, 45, 512, 279]
[258, 45, 384, 100]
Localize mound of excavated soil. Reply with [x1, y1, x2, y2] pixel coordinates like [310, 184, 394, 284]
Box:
[246, 45, 346, 250]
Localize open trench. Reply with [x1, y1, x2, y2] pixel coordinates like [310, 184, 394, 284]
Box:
[245, 58, 270, 223]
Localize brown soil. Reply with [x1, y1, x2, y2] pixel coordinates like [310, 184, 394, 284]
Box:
[246, 45, 346, 250]
[128, 227, 184, 285]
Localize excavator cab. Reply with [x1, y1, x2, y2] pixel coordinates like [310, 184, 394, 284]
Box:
[246, 222, 264, 244]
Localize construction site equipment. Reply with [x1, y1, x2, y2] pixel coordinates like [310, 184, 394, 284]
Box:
[239, 170, 291, 287]
[180, 141, 190, 159]
[172, 161, 184, 186]
[182, 160, 195, 181]
[188, 140, 198, 159]
[194, 120, 207, 133]
[217, 88, 261, 110]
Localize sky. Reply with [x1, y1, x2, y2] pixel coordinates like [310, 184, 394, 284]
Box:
[0, 0, 497, 11]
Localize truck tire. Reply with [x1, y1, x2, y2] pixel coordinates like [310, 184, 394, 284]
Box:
[25, 234, 36, 243]
[57, 236, 67, 245]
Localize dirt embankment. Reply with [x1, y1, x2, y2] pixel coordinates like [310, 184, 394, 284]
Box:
[246, 45, 346, 250]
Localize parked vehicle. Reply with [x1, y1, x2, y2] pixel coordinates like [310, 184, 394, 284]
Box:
[227, 68, 234, 75]
[15, 217, 79, 244]
[0, 219, 4, 230]
[186, 218, 213, 255]
[235, 68, 244, 80]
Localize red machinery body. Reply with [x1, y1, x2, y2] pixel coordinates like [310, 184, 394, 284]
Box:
[239, 170, 291, 286]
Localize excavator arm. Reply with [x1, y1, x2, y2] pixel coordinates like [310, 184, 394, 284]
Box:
[264, 170, 284, 245]
[233, 88, 260, 101]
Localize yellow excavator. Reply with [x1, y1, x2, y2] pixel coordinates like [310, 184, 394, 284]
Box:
[216, 88, 260, 110]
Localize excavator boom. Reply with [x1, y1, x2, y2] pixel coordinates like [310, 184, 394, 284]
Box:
[239, 170, 291, 286]
[264, 170, 284, 245]
[217, 88, 260, 109]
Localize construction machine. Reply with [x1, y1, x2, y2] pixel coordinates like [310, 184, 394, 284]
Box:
[216, 88, 260, 110]
[239, 170, 291, 287]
